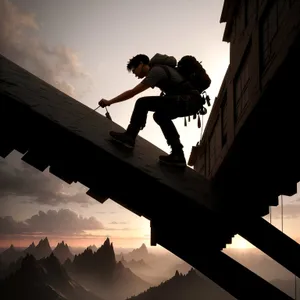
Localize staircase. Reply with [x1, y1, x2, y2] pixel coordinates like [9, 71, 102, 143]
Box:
[0, 54, 297, 299]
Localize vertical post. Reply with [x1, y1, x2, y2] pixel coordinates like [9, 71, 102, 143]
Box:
[281, 195, 283, 232]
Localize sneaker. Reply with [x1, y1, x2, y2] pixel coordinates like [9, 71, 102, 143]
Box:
[109, 131, 135, 149]
[159, 150, 186, 167]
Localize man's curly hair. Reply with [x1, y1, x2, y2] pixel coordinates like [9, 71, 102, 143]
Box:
[126, 54, 150, 72]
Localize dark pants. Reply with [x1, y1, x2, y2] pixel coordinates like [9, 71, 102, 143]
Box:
[126, 95, 202, 149]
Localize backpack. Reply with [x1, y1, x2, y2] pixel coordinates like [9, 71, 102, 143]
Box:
[177, 55, 211, 94]
[149, 53, 211, 95]
[149, 54, 211, 126]
[149, 53, 177, 68]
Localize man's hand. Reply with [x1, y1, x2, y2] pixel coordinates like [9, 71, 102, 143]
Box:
[99, 83, 150, 107]
[98, 99, 111, 108]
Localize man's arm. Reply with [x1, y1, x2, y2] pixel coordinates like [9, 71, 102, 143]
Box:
[109, 83, 150, 105]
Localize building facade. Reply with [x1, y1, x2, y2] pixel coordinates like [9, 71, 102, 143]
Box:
[189, 0, 300, 180]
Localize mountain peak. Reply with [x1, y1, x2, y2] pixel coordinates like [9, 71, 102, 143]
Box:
[26, 242, 35, 249]
[104, 237, 111, 246]
[49, 252, 56, 259]
[0, 244, 23, 265]
[56, 241, 68, 249]
[116, 260, 125, 270]
[43, 253, 69, 279]
[53, 241, 74, 264]
[4, 244, 17, 253]
[21, 254, 37, 266]
[72, 238, 117, 278]
[139, 243, 148, 253]
[19, 254, 47, 281]
[87, 244, 98, 252]
[24, 242, 36, 255]
[96, 238, 115, 258]
[100, 237, 114, 252]
[123, 243, 150, 262]
[38, 237, 50, 246]
[35, 237, 52, 259]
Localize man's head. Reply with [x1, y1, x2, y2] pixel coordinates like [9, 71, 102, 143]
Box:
[127, 54, 150, 79]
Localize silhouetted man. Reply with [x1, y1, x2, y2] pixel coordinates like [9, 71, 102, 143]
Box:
[99, 53, 204, 167]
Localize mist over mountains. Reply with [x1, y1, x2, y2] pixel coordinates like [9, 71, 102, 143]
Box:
[0, 238, 298, 299]
[0, 238, 73, 265]
[0, 238, 171, 300]
[0, 253, 102, 300]
[128, 269, 235, 300]
[63, 238, 151, 300]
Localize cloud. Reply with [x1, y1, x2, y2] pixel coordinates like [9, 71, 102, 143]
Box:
[0, 156, 94, 206]
[0, 0, 93, 98]
[104, 227, 132, 231]
[0, 209, 104, 236]
[0, 234, 150, 243]
[109, 221, 128, 225]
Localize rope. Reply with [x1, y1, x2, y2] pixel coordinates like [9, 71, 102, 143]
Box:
[201, 115, 204, 138]
[281, 195, 283, 232]
[296, 272, 298, 300]
[296, 271, 298, 300]
[200, 115, 204, 141]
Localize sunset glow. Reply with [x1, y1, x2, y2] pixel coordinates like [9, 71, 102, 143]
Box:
[227, 235, 254, 249]
[0, 0, 299, 263]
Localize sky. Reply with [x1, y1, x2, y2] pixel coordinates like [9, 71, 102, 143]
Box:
[0, 0, 300, 251]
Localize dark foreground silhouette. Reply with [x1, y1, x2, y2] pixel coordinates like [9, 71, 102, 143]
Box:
[128, 269, 235, 300]
[0, 254, 102, 300]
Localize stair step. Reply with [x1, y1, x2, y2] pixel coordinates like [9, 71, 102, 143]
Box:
[0, 141, 14, 158]
[21, 147, 50, 172]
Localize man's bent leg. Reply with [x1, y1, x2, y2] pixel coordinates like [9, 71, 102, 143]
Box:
[153, 112, 182, 147]
[109, 96, 166, 148]
[153, 112, 186, 166]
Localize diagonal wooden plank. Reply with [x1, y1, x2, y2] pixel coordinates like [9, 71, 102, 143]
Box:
[0, 54, 217, 213]
[0, 54, 230, 251]
[152, 219, 293, 300]
[235, 216, 300, 278]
